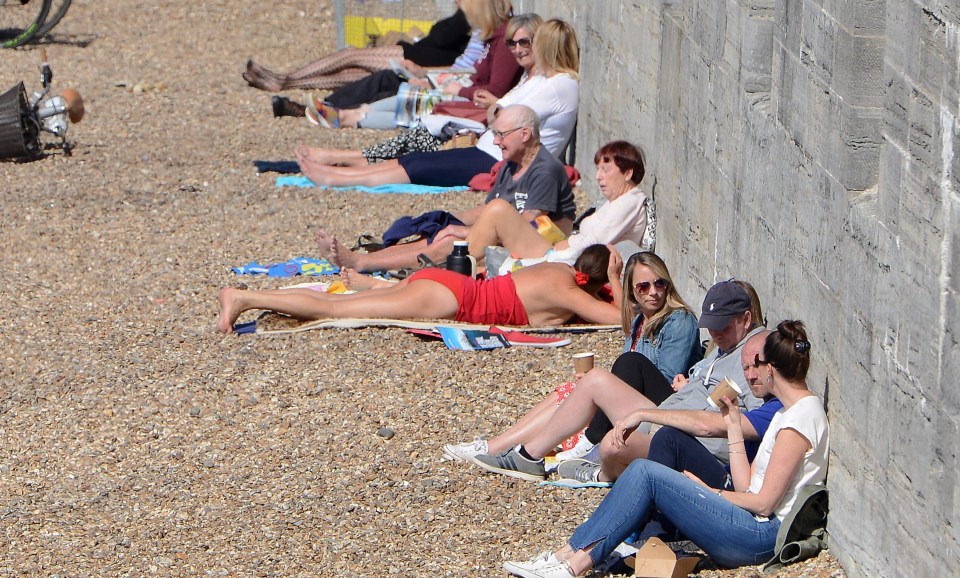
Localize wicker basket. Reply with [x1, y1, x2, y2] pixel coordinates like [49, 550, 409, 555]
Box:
[0, 83, 40, 160]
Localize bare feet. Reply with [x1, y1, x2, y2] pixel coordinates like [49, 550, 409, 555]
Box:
[217, 287, 244, 333]
[296, 144, 367, 167]
[329, 236, 363, 269]
[315, 229, 336, 261]
[341, 267, 395, 291]
[296, 148, 335, 186]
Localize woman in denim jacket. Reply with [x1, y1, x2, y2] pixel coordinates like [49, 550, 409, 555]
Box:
[443, 251, 701, 462]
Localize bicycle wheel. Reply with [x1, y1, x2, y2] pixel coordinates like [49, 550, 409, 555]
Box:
[33, 0, 69, 38]
[0, 0, 51, 48]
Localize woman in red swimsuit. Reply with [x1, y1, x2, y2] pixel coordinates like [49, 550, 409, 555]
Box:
[216, 245, 622, 333]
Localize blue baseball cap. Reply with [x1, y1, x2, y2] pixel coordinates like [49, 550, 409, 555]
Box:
[698, 281, 752, 330]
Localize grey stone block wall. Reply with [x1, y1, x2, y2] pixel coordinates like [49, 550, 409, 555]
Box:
[519, 0, 958, 575]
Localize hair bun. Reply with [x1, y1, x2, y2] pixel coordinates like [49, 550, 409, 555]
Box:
[794, 340, 811, 354]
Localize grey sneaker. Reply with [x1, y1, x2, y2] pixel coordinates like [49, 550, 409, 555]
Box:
[502, 551, 558, 575]
[442, 437, 488, 462]
[556, 458, 601, 483]
[472, 446, 546, 482]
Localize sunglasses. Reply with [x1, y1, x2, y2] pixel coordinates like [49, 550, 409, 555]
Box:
[633, 278, 669, 294]
[492, 126, 523, 140]
[752, 354, 770, 368]
[506, 37, 533, 48]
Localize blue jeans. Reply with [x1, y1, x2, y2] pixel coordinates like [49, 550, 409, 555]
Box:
[647, 426, 731, 490]
[569, 460, 780, 568]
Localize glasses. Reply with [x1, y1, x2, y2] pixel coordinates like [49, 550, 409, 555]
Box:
[506, 37, 532, 48]
[492, 126, 523, 140]
[633, 278, 669, 294]
[752, 354, 770, 368]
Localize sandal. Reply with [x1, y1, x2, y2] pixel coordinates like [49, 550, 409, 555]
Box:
[351, 234, 384, 253]
[417, 253, 444, 269]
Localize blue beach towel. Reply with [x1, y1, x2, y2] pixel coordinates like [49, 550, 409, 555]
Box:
[275, 175, 469, 194]
[232, 257, 339, 277]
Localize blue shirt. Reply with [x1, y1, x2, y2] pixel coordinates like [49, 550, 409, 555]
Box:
[743, 397, 785, 462]
[622, 309, 703, 382]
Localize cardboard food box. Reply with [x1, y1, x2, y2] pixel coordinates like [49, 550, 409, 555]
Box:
[625, 538, 700, 578]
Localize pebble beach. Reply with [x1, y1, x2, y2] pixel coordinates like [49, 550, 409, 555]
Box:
[1, 1, 846, 575]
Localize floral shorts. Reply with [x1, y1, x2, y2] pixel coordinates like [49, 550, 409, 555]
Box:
[362, 125, 443, 163]
[554, 380, 577, 405]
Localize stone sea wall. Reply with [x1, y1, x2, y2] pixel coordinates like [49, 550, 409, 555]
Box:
[517, 0, 960, 575]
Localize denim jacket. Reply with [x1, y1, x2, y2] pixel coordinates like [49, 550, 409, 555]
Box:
[622, 309, 703, 382]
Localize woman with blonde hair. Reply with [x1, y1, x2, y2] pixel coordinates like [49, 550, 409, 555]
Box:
[296, 17, 580, 189]
[443, 251, 701, 462]
[503, 321, 828, 577]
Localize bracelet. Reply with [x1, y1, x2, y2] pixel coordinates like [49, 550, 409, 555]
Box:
[729, 450, 746, 454]
[728, 440, 745, 446]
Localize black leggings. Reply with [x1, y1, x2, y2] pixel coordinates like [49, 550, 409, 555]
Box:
[583, 352, 674, 444]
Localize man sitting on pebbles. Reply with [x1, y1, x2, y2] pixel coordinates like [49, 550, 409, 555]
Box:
[314, 105, 575, 275]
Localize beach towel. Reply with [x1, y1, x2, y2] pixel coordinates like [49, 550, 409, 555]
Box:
[240, 311, 619, 336]
[231, 257, 339, 277]
[275, 175, 470, 194]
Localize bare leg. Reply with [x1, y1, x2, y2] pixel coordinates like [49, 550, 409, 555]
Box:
[216, 279, 458, 333]
[331, 235, 455, 273]
[295, 154, 412, 188]
[597, 427, 653, 480]
[466, 198, 554, 259]
[487, 393, 561, 454]
[341, 267, 396, 291]
[297, 144, 368, 167]
[521, 368, 658, 460]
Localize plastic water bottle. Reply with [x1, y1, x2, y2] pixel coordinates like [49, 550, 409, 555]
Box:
[446, 241, 476, 278]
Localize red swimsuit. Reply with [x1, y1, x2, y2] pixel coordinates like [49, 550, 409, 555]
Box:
[407, 269, 530, 326]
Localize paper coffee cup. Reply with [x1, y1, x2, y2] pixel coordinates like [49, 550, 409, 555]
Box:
[708, 377, 743, 409]
[573, 352, 595, 374]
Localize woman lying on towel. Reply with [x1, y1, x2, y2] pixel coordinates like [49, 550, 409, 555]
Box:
[216, 245, 622, 334]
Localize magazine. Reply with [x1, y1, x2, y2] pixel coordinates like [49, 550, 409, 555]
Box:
[436, 326, 510, 350]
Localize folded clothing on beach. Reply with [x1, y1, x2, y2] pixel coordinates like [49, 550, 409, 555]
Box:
[275, 175, 471, 194]
[231, 257, 339, 277]
[254, 160, 301, 174]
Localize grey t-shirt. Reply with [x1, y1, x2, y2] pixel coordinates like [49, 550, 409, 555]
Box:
[484, 145, 576, 222]
[644, 326, 766, 462]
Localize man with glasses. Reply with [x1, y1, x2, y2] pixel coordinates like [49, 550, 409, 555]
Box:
[471, 280, 767, 483]
[318, 105, 575, 273]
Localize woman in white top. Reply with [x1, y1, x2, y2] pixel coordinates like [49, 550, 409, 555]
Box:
[502, 320, 829, 577]
[294, 18, 579, 189]
[437, 141, 648, 265]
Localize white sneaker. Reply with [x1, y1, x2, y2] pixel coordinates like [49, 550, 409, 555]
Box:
[503, 560, 576, 578]
[555, 435, 596, 462]
[502, 551, 558, 575]
[442, 437, 488, 461]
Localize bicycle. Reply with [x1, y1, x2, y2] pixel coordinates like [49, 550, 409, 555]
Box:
[1, 0, 71, 48]
[0, 48, 84, 159]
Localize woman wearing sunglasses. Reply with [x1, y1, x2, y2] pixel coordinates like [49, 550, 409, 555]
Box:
[502, 321, 827, 578]
[295, 17, 579, 189]
[442, 251, 701, 463]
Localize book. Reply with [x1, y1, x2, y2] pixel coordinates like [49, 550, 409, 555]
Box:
[436, 326, 510, 350]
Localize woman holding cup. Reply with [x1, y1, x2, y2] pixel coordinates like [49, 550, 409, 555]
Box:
[443, 251, 700, 461]
[502, 321, 827, 577]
